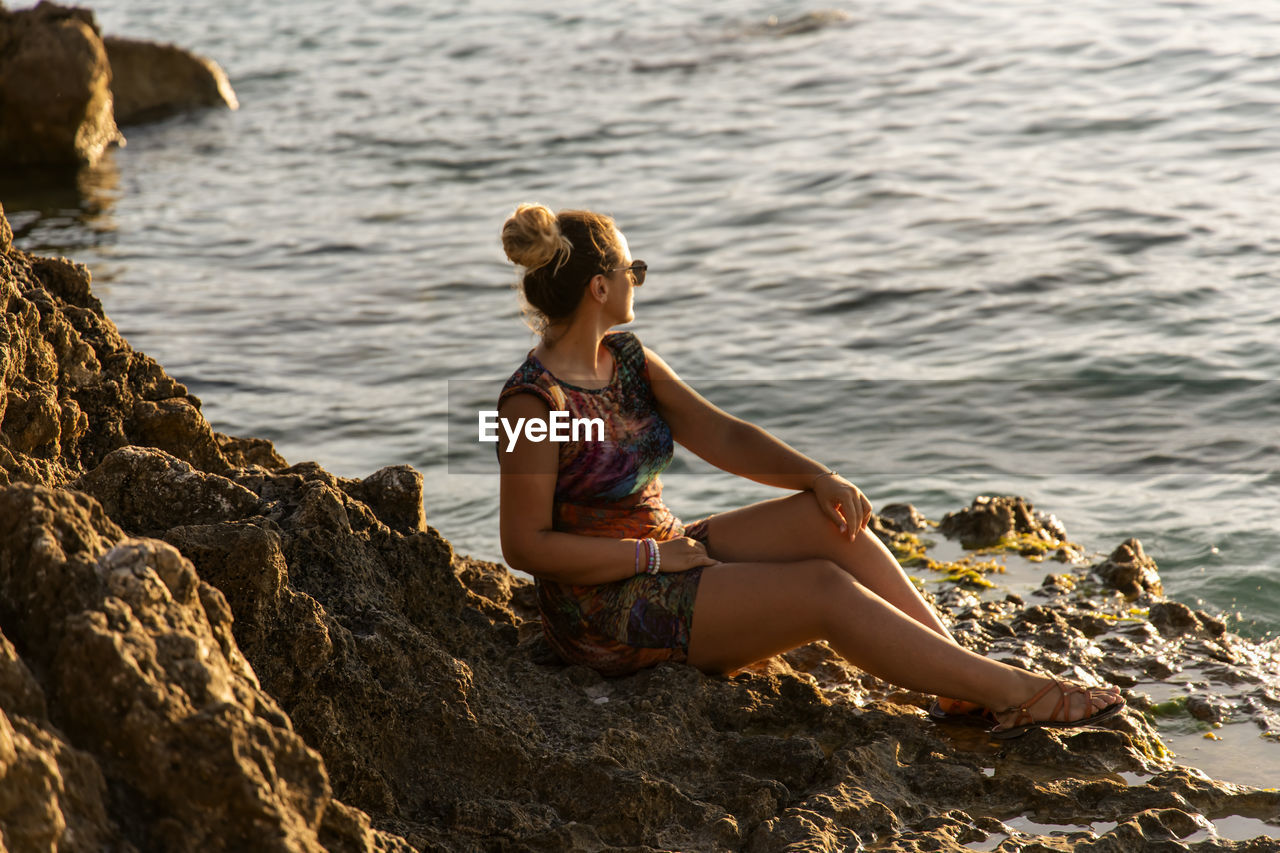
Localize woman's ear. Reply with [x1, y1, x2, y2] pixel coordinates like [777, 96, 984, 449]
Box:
[590, 274, 608, 304]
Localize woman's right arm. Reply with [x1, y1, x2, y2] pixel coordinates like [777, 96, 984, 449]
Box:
[498, 392, 715, 584]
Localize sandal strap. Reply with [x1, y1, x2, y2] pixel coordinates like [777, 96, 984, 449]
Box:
[1050, 682, 1089, 724]
[999, 679, 1110, 730]
[1001, 679, 1061, 731]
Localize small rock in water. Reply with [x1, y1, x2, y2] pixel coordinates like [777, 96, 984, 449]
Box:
[1093, 538, 1164, 599]
[938, 495, 1063, 550]
[103, 35, 239, 125]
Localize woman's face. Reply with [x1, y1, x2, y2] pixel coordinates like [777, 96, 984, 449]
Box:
[604, 228, 637, 325]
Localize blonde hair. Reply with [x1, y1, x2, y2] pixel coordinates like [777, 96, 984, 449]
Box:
[500, 204, 622, 335]
[501, 203, 573, 275]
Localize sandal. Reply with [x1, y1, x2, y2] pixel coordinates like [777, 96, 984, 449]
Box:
[927, 698, 1000, 728]
[989, 679, 1125, 740]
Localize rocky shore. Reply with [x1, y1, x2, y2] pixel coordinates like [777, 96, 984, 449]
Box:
[1, 202, 1278, 851]
[0, 2, 237, 168]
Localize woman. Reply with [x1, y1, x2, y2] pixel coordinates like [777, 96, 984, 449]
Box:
[496, 203, 1123, 738]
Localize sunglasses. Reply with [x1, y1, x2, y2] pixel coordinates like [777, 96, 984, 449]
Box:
[607, 260, 647, 286]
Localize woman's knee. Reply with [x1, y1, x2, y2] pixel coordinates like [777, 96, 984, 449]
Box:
[792, 559, 862, 626]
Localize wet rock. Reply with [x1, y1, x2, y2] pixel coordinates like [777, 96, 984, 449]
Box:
[103, 35, 239, 125]
[1149, 600, 1226, 638]
[1185, 695, 1227, 725]
[1093, 538, 1163, 599]
[875, 502, 930, 533]
[1036, 572, 1078, 597]
[0, 2, 123, 167]
[938, 495, 1064, 550]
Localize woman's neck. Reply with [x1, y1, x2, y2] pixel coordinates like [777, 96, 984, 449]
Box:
[536, 322, 613, 384]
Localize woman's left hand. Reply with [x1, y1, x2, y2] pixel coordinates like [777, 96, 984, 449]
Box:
[812, 473, 872, 541]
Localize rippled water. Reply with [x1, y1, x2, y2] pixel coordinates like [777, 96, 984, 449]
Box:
[7, 0, 1279, 637]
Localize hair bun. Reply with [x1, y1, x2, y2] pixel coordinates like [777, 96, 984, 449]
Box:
[502, 203, 573, 273]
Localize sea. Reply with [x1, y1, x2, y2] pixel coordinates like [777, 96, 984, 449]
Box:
[5, 1, 1278, 643]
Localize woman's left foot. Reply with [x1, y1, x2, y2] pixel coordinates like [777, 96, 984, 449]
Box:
[927, 697, 1000, 727]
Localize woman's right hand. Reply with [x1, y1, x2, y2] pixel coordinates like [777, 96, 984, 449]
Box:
[658, 537, 720, 572]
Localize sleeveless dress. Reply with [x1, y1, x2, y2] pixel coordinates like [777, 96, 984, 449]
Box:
[498, 331, 709, 676]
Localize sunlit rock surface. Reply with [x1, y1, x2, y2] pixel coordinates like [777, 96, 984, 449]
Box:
[0, 2, 122, 167]
[1, 204, 1277, 849]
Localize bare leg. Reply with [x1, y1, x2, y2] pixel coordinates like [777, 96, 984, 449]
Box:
[686, 560, 1121, 725]
[701, 491, 953, 640]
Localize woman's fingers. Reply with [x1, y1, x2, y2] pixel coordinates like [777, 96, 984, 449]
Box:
[823, 501, 849, 534]
[686, 537, 720, 568]
[658, 537, 721, 572]
[841, 492, 864, 539]
[814, 476, 871, 540]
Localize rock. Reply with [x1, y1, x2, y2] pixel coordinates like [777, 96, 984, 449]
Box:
[1185, 695, 1226, 725]
[103, 35, 239, 125]
[0, 483, 334, 850]
[216, 431, 288, 470]
[0, 1, 123, 167]
[1094, 538, 1164, 599]
[0, 236, 246, 485]
[1036, 572, 1077, 596]
[874, 502, 929, 533]
[0, 202, 11, 253]
[75, 445, 260, 535]
[338, 464, 428, 535]
[938, 495, 1063, 550]
[1149, 600, 1225, 639]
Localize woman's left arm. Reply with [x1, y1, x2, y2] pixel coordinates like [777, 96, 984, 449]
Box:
[645, 347, 871, 538]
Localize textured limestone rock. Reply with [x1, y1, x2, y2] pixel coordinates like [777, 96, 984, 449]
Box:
[216, 431, 288, 470]
[0, 484, 332, 851]
[1149, 600, 1226, 639]
[0, 626, 120, 853]
[874, 502, 930, 533]
[1094, 537, 1164, 599]
[103, 35, 239, 125]
[337, 464, 429, 535]
[0, 212, 238, 486]
[938, 494, 1067, 550]
[0, 1, 123, 167]
[0, 201, 11, 253]
[75, 444, 259, 534]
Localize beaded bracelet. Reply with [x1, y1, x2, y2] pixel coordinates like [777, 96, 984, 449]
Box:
[644, 538, 660, 575]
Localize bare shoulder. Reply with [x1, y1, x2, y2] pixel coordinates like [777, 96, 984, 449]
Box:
[642, 345, 682, 381]
[498, 389, 551, 418]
